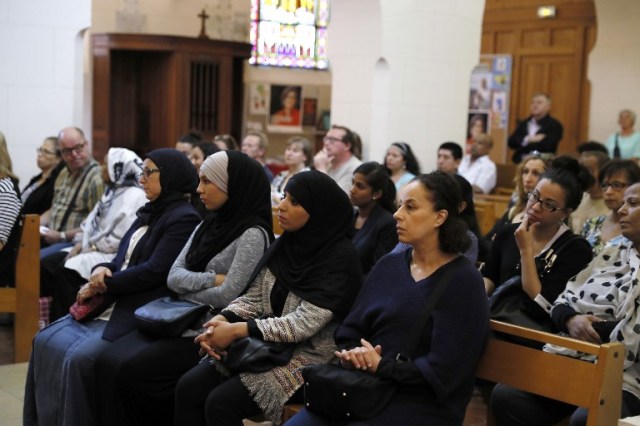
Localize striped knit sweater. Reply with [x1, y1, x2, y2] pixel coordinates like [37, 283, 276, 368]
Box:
[0, 177, 20, 245]
[215, 268, 337, 424]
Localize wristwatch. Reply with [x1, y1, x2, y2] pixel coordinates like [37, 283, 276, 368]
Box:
[59, 231, 67, 242]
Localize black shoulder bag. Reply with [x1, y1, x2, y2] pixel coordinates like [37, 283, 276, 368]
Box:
[301, 256, 462, 421]
[489, 232, 582, 338]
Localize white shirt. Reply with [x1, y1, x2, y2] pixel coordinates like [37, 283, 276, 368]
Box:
[459, 155, 497, 194]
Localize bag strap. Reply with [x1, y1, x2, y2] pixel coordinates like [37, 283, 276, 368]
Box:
[398, 255, 463, 360]
[57, 163, 97, 231]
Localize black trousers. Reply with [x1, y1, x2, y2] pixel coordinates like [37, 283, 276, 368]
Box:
[40, 251, 85, 321]
[174, 360, 304, 426]
[94, 330, 201, 426]
[491, 383, 640, 425]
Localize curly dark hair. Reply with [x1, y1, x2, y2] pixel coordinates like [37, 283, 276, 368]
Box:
[413, 171, 470, 254]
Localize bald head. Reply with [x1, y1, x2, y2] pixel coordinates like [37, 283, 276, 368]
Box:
[58, 126, 90, 172]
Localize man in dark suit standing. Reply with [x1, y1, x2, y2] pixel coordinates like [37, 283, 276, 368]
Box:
[508, 93, 563, 163]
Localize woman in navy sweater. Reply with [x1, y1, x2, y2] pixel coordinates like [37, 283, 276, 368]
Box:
[349, 161, 398, 275]
[23, 148, 201, 426]
[289, 171, 489, 425]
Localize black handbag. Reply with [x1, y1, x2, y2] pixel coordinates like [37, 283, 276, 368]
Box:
[489, 275, 554, 332]
[134, 297, 213, 338]
[489, 232, 581, 344]
[222, 336, 296, 373]
[301, 256, 462, 421]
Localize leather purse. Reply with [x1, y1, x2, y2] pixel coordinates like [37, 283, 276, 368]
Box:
[301, 256, 462, 420]
[302, 363, 397, 420]
[134, 297, 213, 338]
[489, 233, 582, 334]
[222, 336, 295, 373]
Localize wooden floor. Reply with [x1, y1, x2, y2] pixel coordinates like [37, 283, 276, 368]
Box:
[0, 322, 488, 425]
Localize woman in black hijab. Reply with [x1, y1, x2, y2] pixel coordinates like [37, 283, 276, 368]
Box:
[93, 151, 275, 425]
[23, 148, 201, 426]
[175, 170, 363, 426]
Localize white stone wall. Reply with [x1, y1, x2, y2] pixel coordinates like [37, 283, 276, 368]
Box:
[328, 0, 486, 172]
[0, 0, 90, 186]
[589, 0, 640, 143]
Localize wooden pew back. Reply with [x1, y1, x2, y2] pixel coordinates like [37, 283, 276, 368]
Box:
[0, 215, 40, 362]
[478, 320, 624, 426]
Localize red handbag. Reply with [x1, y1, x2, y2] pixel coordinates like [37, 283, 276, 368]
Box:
[69, 294, 109, 322]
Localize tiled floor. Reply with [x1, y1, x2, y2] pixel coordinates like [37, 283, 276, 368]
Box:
[0, 324, 487, 425]
[0, 323, 24, 426]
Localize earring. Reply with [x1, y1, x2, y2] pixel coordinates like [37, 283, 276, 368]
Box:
[372, 196, 377, 200]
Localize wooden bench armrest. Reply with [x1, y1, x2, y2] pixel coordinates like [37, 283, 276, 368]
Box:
[4, 214, 41, 362]
[478, 320, 624, 426]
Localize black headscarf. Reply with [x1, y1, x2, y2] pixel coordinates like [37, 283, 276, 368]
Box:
[257, 170, 363, 320]
[186, 151, 274, 272]
[136, 148, 198, 226]
[127, 148, 198, 266]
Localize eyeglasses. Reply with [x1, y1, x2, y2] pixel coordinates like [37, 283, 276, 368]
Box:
[600, 181, 628, 191]
[323, 136, 344, 144]
[527, 190, 563, 212]
[141, 167, 161, 179]
[60, 141, 86, 156]
[36, 147, 57, 156]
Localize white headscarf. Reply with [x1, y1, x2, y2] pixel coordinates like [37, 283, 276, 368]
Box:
[87, 148, 143, 238]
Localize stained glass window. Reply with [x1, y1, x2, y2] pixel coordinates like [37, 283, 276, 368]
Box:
[249, 0, 329, 70]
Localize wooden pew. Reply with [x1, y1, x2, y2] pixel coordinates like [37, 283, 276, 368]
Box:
[282, 320, 625, 425]
[474, 200, 497, 236]
[474, 193, 511, 217]
[478, 320, 624, 426]
[0, 215, 40, 363]
[496, 163, 517, 190]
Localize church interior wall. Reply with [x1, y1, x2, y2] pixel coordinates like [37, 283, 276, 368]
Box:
[588, 0, 640, 143]
[4, 0, 640, 186]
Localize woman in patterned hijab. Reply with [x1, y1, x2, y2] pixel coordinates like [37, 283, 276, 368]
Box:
[42, 148, 148, 321]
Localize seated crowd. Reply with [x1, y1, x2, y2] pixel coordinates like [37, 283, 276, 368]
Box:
[1, 112, 640, 426]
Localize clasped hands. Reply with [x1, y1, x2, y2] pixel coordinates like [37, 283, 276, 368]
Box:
[76, 266, 111, 304]
[194, 317, 241, 360]
[335, 338, 382, 374]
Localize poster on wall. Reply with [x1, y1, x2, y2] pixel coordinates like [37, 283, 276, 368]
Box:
[467, 54, 512, 159]
[268, 84, 303, 132]
[249, 83, 269, 116]
[302, 98, 317, 126]
[466, 112, 490, 148]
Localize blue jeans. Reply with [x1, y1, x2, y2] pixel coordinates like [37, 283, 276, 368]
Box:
[40, 241, 73, 259]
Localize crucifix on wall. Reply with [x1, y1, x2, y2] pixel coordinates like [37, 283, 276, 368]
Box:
[198, 8, 209, 39]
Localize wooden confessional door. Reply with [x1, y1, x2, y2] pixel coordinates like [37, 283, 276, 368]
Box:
[92, 34, 250, 161]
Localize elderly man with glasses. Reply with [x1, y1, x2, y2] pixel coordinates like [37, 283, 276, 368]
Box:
[40, 126, 104, 257]
[313, 124, 363, 193]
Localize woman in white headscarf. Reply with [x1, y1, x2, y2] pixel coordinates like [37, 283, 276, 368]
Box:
[41, 148, 148, 321]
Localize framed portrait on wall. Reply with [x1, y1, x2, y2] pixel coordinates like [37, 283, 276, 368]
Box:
[268, 84, 303, 132]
